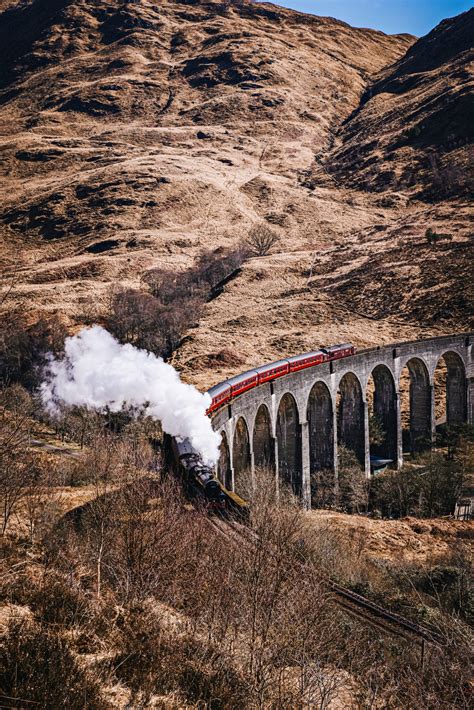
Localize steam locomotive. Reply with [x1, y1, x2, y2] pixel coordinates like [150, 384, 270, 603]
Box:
[163, 434, 248, 515]
[207, 343, 356, 414]
[165, 343, 356, 514]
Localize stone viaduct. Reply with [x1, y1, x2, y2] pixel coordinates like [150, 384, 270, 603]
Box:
[210, 334, 473, 508]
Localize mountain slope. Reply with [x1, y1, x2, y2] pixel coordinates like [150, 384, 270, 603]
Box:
[324, 9, 474, 198]
[0, 0, 471, 388]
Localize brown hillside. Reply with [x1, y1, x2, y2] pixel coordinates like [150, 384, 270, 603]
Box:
[0, 0, 471, 388]
[325, 9, 474, 198]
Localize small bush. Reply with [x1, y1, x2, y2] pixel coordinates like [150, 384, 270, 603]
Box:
[0, 619, 107, 709]
[244, 222, 280, 256]
[338, 447, 369, 513]
[407, 548, 473, 621]
[425, 227, 452, 245]
[311, 468, 337, 509]
[178, 641, 249, 710]
[114, 603, 249, 707]
[113, 603, 178, 701]
[30, 572, 93, 628]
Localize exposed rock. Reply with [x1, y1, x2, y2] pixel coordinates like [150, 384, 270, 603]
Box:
[86, 239, 120, 254]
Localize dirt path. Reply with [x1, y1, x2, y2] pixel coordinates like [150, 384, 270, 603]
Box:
[29, 438, 84, 459]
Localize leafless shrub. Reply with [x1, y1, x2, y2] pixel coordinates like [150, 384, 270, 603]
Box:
[337, 446, 369, 513]
[105, 285, 189, 358]
[0, 618, 107, 709]
[144, 246, 246, 302]
[113, 602, 249, 707]
[193, 245, 247, 291]
[0, 410, 65, 541]
[22, 467, 63, 543]
[244, 222, 280, 256]
[0, 307, 66, 389]
[0, 406, 36, 535]
[105, 245, 246, 359]
[31, 571, 94, 629]
[0, 384, 34, 415]
[303, 518, 373, 591]
[311, 468, 337, 509]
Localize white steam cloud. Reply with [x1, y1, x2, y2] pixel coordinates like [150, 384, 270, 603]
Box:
[40, 326, 220, 465]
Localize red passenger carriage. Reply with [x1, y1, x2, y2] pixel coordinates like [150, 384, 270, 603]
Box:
[207, 343, 356, 415]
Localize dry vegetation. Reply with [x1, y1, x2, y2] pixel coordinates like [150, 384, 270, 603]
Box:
[310, 437, 473, 521]
[0, 378, 473, 708]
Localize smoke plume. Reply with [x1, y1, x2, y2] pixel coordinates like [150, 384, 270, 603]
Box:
[41, 326, 220, 465]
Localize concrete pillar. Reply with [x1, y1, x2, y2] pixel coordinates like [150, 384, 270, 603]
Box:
[274, 436, 279, 496]
[249, 435, 255, 492]
[430, 384, 436, 444]
[227, 418, 235, 492]
[363, 399, 371, 478]
[332, 396, 339, 495]
[395, 390, 403, 469]
[468, 378, 474, 426]
[301, 420, 311, 509]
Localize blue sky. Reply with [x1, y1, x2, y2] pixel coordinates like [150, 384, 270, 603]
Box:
[262, 1, 472, 36]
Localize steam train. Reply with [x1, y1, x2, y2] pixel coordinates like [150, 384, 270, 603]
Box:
[207, 343, 356, 414]
[163, 343, 356, 513]
[163, 434, 248, 515]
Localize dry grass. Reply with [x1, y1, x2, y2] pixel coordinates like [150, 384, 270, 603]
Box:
[305, 509, 473, 565]
[1, 429, 472, 708]
[0, 0, 470, 390]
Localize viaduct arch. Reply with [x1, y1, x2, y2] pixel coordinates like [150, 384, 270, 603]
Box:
[307, 381, 334, 474]
[232, 417, 250, 493]
[253, 404, 275, 470]
[276, 393, 302, 497]
[213, 334, 473, 508]
[337, 372, 365, 466]
[437, 352, 467, 425]
[403, 357, 432, 453]
[369, 364, 398, 462]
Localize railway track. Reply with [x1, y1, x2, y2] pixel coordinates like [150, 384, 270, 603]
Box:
[208, 515, 443, 660]
[327, 579, 442, 646]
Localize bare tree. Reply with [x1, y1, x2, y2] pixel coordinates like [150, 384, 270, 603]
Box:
[245, 223, 280, 256]
[23, 465, 62, 543]
[0, 402, 34, 534]
[369, 413, 386, 447]
[337, 446, 369, 513]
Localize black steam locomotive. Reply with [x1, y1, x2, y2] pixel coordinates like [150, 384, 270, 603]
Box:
[163, 434, 247, 516]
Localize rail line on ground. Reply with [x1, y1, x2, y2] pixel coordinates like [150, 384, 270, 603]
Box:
[208, 515, 443, 659]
